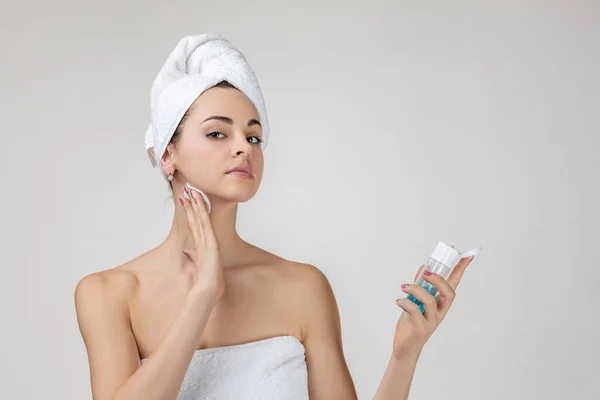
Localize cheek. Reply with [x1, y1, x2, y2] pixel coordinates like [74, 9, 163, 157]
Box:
[179, 133, 208, 157]
[190, 154, 221, 176]
[179, 142, 219, 175]
[253, 153, 265, 174]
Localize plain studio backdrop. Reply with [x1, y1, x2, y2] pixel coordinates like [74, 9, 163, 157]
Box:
[1, 1, 598, 399]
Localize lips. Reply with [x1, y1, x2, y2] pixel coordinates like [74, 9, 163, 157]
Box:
[226, 164, 253, 178]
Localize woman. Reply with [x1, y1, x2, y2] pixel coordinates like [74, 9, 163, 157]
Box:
[75, 34, 476, 400]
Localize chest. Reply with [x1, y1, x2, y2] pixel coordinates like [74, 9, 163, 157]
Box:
[129, 270, 300, 359]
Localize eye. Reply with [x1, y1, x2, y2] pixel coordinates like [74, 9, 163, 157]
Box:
[248, 136, 263, 145]
[206, 131, 225, 139]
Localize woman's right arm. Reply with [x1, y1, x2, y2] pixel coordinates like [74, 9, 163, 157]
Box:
[75, 272, 219, 400]
[76, 187, 222, 399]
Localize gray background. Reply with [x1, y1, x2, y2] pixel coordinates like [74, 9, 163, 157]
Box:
[1, 0, 598, 399]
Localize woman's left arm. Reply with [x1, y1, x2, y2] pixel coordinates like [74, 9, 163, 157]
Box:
[302, 255, 475, 400]
[300, 265, 359, 399]
[374, 255, 476, 399]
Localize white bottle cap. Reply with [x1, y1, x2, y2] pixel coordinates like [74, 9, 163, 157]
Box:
[430, 241, 484, 270]
[460, 246, 483, 258]
[430, 241, 462, 269]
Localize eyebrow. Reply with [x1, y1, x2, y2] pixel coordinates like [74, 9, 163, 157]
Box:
[201, 116, 261, 128]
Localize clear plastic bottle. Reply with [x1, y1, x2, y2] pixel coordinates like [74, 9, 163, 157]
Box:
[407, 241, 482, 313]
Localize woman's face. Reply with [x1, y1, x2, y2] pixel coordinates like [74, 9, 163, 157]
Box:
[168, 86, 265, 203]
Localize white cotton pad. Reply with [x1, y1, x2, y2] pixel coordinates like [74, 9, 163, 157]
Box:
[183, 183, 211, 214]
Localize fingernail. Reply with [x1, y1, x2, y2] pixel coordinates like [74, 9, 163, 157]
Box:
[468, 256, 475, 264]
[184, 186, 189, 193]
[423, 270, 432, 276]
[179, 197, 184, 206]
[401, 284, 409, 289]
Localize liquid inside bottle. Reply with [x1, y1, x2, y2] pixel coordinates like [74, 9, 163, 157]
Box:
[403, 242, 481, 314]
[407, 255, 452, 313]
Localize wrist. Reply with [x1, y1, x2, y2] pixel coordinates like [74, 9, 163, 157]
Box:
[189, 284, 220, 304]
[392, 346, 422, 363]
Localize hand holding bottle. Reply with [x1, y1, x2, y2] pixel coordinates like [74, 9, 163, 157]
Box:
[392, 242, 482, 359]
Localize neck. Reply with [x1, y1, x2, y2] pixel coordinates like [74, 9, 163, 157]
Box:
[159, 193, 250, 269]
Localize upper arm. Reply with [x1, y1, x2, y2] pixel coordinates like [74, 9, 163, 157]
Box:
[74, 272, 141, 400]
[300, 265, 358, 400]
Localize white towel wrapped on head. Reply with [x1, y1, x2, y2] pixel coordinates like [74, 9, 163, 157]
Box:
[144, 33, 270, 179]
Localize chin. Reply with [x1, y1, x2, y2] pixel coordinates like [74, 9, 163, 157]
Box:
[215, 184, 259, 203]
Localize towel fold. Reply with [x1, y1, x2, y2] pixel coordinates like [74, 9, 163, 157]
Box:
[144, 33, 270, 179]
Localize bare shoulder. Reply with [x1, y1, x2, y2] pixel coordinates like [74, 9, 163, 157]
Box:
[253, 249, 337, 319]
[282, 261, 332, 292]
[257, 253, 356, 397]
[74, 264, 139, 319]
[252, 247, 332, 292]
[283, 261, 337, 309]
[74, 263, 146, 399]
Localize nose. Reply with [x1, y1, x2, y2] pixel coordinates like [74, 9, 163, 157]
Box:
[231, 132, 253, 157]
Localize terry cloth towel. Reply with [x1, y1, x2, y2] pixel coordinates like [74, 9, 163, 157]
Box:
[143, 33, 271, 179]
[140, 335, 309, 400]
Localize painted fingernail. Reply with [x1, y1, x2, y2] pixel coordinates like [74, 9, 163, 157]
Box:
[179, 197, 184, 206]
[184, 186, 189, 193]
[401, 284, 409, 289]
[468, 256, 475, 264]
[423, 270, 432, 276]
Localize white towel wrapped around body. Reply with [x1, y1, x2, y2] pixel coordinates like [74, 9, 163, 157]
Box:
[144, 33, 270, 179]
[141, 335, 309, 399]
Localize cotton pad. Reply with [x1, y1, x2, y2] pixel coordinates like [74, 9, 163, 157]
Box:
[183, 183, 211, 214]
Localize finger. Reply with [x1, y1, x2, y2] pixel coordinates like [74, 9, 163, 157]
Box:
[395, 298, 427, 328]
[182, 248, 196, 262]
[180, 195, 201, 245]
[183, 186, 205, 247]
[400, 284, 438, 325]
[189, 189, 216, 243]
[421, 272, 456, 319]
[446, 256, 475, 290]
[186, 189, 206, 243]
[413, 264, 424, 282]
